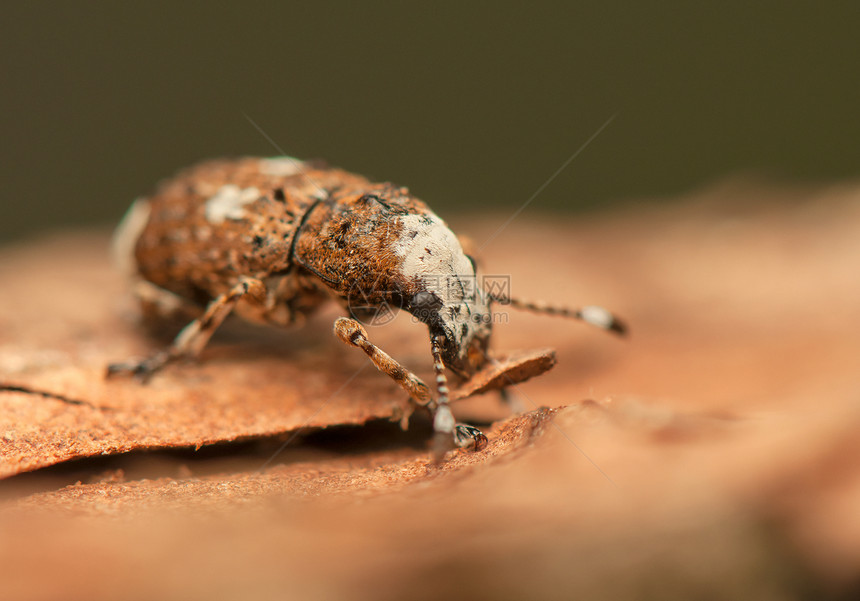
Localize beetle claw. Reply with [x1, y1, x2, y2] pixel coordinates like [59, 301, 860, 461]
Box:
[453, 424, 488, 451]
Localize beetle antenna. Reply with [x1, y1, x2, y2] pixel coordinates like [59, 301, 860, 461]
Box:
[488, 293, 627, 336]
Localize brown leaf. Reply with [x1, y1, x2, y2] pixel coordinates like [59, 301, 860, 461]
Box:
[0, 234, 418, 477]
[452, 347, 556, 399]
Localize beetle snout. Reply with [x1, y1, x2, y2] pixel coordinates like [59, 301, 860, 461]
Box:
[409, 288, 492, 378]
[463, 332, 491, 373]
[437, 315, 491, 377]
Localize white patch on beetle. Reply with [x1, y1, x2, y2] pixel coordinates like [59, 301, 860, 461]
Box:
[204, 185, 261, 224]
[112, 197, 151, 277]
[258, 156, 305, 177]
[394, 213, 490, 356]
[393, 214, 473, 288]
[433, 404, 455, 434]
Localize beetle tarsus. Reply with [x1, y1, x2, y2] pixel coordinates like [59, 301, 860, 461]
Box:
[106, 352, 169, 383]
[432, 423, 487, 463]
[454, 424, 488, 451]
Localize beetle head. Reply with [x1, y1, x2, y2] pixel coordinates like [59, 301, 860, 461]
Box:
[409, 285, 492, 377]
[392, 211, 493, 377]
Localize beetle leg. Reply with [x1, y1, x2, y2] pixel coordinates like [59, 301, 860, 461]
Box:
[453, 424, 489, 451]
[333, 317, 432, 406]
[334, 318, 487, 459]
[107, 277, 266, 381]
[429, 335, 487, 462]
[132, 278, 203, 324]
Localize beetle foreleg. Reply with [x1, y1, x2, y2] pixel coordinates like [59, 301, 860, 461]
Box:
[107, 277, 266, 381]
[430, 335, 488, 463]
[333, 317, 432, 405]
[333, 318, 487, 460]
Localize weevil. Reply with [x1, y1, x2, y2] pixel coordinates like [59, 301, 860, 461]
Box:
[108, 157, 626, 458]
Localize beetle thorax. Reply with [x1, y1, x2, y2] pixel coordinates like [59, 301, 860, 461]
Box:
[393, 214, 492, 374]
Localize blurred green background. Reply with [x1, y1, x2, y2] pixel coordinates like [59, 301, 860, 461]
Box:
[3, 1, 859, 243]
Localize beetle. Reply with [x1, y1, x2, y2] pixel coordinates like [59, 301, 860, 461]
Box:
[108, 156, 626, 458]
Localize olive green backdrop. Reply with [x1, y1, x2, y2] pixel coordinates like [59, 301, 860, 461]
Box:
[3, 1, 859, 243]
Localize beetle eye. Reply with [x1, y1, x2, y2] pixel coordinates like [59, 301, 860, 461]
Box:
[412, 291, 442, 311]
[411, 291, 443, 323]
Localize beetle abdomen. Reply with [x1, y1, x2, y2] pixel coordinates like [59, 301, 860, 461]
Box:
[125, 157, 365, 301]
